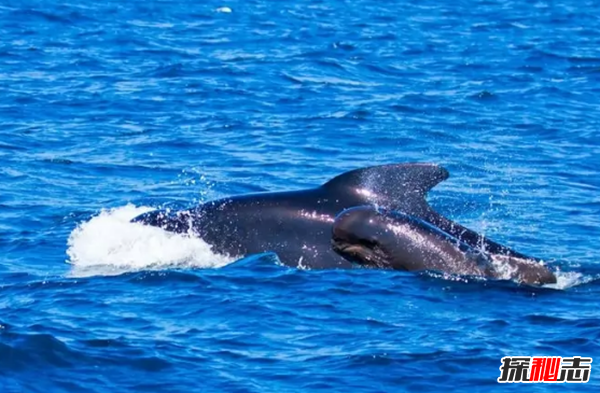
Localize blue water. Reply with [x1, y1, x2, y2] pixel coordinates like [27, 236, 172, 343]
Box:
[1, 0, 599, 391]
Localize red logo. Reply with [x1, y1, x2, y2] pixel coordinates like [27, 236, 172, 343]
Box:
[498, 356, 593, 383]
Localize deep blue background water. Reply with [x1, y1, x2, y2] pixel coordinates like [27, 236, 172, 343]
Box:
[1, 0, 599, 391]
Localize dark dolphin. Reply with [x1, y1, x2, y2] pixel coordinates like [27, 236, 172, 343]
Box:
[132, 163, 545, 272]
[331, 206, 556, 285]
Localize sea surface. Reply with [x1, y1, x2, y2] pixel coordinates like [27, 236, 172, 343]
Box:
[1, 0, 599, 392]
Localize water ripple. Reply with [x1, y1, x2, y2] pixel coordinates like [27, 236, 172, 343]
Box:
[1, 0, 600, 391]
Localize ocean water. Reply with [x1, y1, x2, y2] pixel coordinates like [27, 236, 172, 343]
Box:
[1, 0, 599, 391]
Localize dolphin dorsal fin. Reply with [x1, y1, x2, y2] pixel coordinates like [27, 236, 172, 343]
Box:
[322, 163, 449, 212]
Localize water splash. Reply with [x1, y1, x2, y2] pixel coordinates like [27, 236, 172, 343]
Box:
[545, 270, 591, 290]
[66, 204, 233, 278]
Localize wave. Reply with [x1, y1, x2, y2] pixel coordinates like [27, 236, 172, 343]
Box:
[66, 204, 233, 278]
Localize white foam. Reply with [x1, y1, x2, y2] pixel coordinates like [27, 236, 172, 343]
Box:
[66, 204, 234, 278]
[488, 254, 521, 281]
[544, 269, 589, 290]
